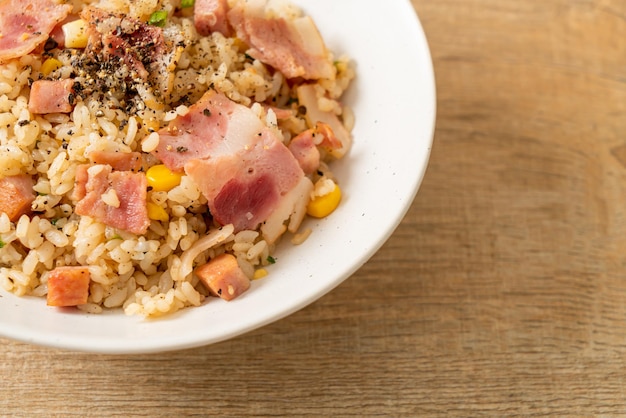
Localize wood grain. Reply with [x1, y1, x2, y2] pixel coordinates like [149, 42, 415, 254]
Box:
[3, 0, 626, 415]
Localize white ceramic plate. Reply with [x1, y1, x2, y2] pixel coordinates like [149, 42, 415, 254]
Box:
[0, 0, 435, 353]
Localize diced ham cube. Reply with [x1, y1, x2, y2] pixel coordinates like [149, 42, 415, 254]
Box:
[28, 79, 76, 114]
[0, 175, 35, 221]
[289, 129, 320, 176]
[74, 164, 150, 235]
[288, 122, 343, 175]
[196, 253, 250, 301]
[46, 266, 91, 307]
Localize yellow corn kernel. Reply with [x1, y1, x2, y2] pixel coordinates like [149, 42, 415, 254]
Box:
[146, 164, 182, 192]
[40, 58, 63, 76]
[147, 202, 169, 222]
[62, 19, 88, 49]
[253, 269, 268, 280]
[307, 183, 342, 218]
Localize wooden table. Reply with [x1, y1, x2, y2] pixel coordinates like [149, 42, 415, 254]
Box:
[3, 0, 626, 415]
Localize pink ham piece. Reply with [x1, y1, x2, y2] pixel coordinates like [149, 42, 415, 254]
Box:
[262, 105, 294, 121]
[195, 253, 250, 301]
[28, 79, 76, 114]
[89, 151, 143, 172]
[74, 164, 150, 235]
[0, 0, 72, 63]
[46, 266, 90, 307]
[288, 122, 343, 175]
[227, 0, 335, 80]
[153, 89, 307, 238]
[194, 0, 231, 36]
[0, 175, 35, 221]
[288, 130, 320, 176]
[72, 164, 89, 202]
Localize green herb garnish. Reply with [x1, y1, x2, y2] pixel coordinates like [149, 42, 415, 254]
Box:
[148, 11, 168, 27]
[181, 0, 195, 8]
[267, 255, 276, 265]
[0, 239, 5, 249]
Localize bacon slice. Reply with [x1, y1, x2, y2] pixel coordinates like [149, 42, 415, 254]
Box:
[194, 0, 231, 36]
[154, 90, 306, 238]
[196, 253, 250, 301]
[0, 0, 72, 63]
[152, 90, 256, 172]
[228, 0, 335, 80]
[28, 79, 76, 114]
[185, 129, 303, 232]
[47, 266, 91, 307]
[74, 165, 150, 235]
[0, 175, 35, 222]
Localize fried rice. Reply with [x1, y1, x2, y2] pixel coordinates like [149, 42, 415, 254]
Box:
[0, 0, 354, 316]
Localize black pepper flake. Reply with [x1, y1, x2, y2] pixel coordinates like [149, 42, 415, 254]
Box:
[17, 120, 30, 127]
[73, 81, 84, 94]
[176, 146, 188, 153]
[298, 105, 307, 115]
[43, 38, 58, 51]
[203, 108, 211, 117]
[217, 289, 222, 295]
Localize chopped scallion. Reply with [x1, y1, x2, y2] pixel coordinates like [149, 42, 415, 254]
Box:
[149, 10, 168, 27]
[181, 0, 195, 8]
